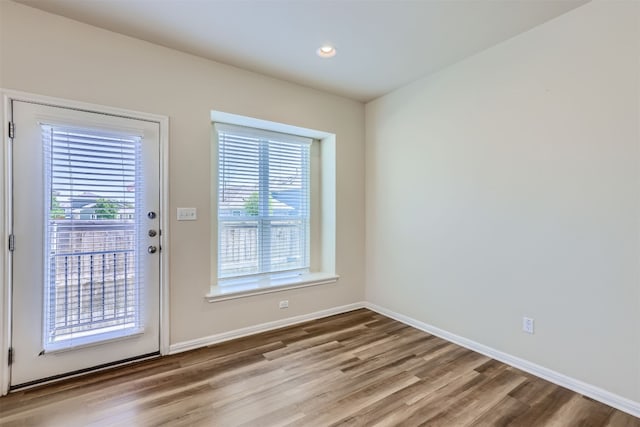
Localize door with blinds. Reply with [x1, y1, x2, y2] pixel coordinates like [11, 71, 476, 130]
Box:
[9, 100, 161, 388]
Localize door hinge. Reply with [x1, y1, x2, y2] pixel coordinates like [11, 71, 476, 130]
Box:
[8, 121, 14, 139]
[8, 234, 15, 252]
[8, 348, 13, 366]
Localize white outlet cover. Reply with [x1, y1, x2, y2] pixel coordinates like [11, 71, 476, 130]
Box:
[522, 317, 535, 334]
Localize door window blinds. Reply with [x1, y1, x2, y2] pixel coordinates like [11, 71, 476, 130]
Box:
[42, 125, 144, 350]
[216, 123, 311, 280]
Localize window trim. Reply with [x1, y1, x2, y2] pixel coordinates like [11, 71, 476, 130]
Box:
[208, 111, 337, 302]
[207, 272, 339, 302]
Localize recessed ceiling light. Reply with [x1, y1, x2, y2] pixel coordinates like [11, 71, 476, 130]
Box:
[316, 45, 336, 58]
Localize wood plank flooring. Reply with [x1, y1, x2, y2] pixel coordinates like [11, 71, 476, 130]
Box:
[1, 309, 638, 426]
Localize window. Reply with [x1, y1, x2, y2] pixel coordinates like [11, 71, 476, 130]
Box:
[216, 124, 312, 281]
[43, 125, 143, 350]
[209, 112, 337, 301]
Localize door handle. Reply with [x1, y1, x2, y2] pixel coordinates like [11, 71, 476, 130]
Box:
[148, 246, 157, 254]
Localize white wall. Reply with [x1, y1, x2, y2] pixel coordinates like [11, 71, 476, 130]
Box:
[0, 1, 365, 345]
[366, 1, 640, 401]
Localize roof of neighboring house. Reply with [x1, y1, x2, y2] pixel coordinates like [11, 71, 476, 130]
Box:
[219, 185, 296, 212]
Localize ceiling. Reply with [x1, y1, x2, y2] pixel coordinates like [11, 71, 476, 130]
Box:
[15, 0, 588, 102]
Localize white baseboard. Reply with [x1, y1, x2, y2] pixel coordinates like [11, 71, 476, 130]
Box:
[363, 302, 640, 419]
[168, 302, 366, 354]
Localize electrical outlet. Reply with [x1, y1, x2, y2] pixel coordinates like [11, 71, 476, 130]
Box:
[522, 317, 534, 334]
[279, 300, 289, 309]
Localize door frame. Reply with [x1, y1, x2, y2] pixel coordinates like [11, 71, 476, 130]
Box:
[0, 90, 170, 395]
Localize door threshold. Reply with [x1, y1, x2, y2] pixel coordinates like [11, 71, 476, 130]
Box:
[9, 351, 160, 392]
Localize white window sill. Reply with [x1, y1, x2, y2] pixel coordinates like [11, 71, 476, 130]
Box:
[206, 272, 339, 302]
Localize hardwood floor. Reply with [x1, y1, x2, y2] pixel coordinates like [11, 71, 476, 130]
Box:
[1, 309, 638, 426]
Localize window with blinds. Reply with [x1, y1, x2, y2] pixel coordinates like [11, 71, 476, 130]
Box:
[216, 123, 311, 281]
[42, 125, 143, 350]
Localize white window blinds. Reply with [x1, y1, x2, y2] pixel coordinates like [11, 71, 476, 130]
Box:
[42, 125, 143, 350]
[216, 123, 312, 280]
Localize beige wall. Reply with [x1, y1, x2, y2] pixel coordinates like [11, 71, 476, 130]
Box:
[0, 1, 366, 344]
[366, 1, 640, 401]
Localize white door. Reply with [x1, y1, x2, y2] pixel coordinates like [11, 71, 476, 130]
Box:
[9, 100, 161, 388]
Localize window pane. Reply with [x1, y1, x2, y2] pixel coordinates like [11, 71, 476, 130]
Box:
[43, 125, 143, 349]
[268, 219, 308, 271]
[217, 124, 310, 280]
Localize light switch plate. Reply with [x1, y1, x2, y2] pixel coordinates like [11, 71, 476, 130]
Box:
[177, 207, 197, 221]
